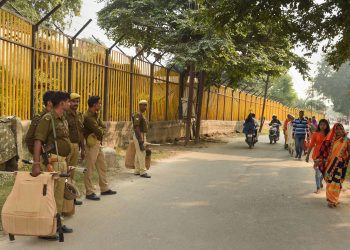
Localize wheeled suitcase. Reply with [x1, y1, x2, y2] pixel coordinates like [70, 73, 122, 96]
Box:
[1, 172, 64, 242]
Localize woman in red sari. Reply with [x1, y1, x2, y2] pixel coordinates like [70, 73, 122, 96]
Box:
[316, 123, 350, 208]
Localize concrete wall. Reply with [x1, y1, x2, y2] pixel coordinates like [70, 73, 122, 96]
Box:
[20, 119, 245, 150]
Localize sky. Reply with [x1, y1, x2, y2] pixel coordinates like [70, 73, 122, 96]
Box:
[67, 0, 324, 99]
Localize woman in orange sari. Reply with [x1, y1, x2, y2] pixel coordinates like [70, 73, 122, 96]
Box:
[306, 119, 330, 193]
[316, 123, 350, 208]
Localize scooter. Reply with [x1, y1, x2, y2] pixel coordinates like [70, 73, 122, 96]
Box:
[246, 128, 258, 149]
[269, 123, 279, 144]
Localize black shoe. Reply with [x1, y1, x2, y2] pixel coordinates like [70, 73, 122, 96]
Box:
[39, 234, 59, 241]
[60, 225, 73, 234]
[74, 199, 83, 205]
[86, 193, 101, 201]
[101, 189, 117, 195]
[140, 173, 151, 178]
[134, 173, 140, 176]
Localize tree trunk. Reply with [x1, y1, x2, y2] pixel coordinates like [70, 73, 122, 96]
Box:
[185, 65, 195, 145]
[259, 75, 270, 133]
[195, 71, 205, 144]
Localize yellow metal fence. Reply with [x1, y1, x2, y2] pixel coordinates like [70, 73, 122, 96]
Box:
[0, 8, 324, 122]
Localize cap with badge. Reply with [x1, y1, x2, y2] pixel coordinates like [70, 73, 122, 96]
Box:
[70, 93, 81, 100]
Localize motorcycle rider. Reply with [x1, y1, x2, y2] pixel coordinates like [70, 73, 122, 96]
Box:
[243, 113, 259, 141]
[269, 114, 282, 139]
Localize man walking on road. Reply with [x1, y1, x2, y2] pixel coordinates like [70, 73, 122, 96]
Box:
[66, 93, 85, 205]
[132, 100, 151, 178]
[293, 110, 309, 160]
[83, 96, 116, 201]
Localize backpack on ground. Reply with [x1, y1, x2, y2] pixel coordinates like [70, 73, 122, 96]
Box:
[1, 172, 64, 242]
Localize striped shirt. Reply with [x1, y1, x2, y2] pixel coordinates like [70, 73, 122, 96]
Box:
[293, 118, 309, 136]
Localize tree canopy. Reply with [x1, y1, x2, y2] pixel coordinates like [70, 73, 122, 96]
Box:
[3, 0, 82, 28]
[97, 0, 309, 85]
[268, 74, 298, 107]
[313, 58, 350, 115]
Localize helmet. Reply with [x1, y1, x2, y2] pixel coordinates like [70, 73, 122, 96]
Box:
[64, 182, 80, 200]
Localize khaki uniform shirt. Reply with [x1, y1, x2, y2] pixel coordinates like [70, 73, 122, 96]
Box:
[133, 112, 148, 133]
[65, 109, 84, 144]
[83, 110, 106, 141]
[34, 111, 72, 157]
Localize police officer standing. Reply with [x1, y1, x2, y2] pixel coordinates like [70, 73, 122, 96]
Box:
[83, 96, 116, 201]
[65, 93, 84, 205]
[132, 100, 151, 178]
[32, 91, 73, 239]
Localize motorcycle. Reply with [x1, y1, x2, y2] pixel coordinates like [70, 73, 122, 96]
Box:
[246, 128, 258, 149]
[269, 123, 279, 144]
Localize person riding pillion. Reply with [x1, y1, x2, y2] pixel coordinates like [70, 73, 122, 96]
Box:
[32, 91, 73, 239]
[132, 100, 151, 178]
[65, 93, 85, 206]
[83, 96, 116, 201]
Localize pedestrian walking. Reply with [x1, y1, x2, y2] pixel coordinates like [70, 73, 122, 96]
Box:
[287, 115, 295, 157]
[83, 96, 116, 201]
[293, 110, 309, 160]
[315, 123, 350, 208]
[283, 114, 292, 150]
[305, 119, 330, 193]
[65, 93, 85, 205]
[132, 100, 151, 178]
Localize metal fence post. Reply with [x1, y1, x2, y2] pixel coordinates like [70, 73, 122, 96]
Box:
[223, 87, 226, 121]
[129, 58, 134, 119]
[216, 86, 219, 120]
[68, 19, 92, 93]
[206, 88, 210, 120]
[149, 63, 154, 121]
[165, 68, 170, 120]
[231, 90, 234, 121]
[29, 4, 62, 118]
[30, 24, 37, 118]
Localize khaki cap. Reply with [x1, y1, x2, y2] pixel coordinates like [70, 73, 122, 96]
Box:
[139, 100, 148, 105]
[70, 93, 81, 100]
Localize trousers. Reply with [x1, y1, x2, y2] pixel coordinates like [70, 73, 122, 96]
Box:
[84, 143, 109, 195]
[66, 143, 79, 182]
[295, 135, 305, 158]
[133, 134, 147, 175]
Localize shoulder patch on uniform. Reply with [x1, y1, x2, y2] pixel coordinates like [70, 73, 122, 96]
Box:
[45, 116, 50, 121]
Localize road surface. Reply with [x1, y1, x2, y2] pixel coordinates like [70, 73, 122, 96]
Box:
[1, 137, 350, 250]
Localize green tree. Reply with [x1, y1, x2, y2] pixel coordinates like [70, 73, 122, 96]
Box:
[315, 1, 350, 69]
[3, 0, 82, 28]
[313, 58, 350, 115]
[269, 74, 298, 106]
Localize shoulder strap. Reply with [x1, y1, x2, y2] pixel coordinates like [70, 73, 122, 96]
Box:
[49, 113, 61, 169]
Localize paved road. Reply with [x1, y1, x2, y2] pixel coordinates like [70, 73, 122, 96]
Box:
[2, 137, 350, 250]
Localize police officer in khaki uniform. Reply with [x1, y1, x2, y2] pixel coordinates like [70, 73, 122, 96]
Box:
[25, 91, 55, 154]
[132, 100, 151, 178]
[83, 96, 116, 201]
[65, 93, 84, 205]
[32, 91, 73, 239]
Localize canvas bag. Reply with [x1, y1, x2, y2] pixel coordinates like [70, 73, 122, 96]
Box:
[1, 172, 58, 237]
